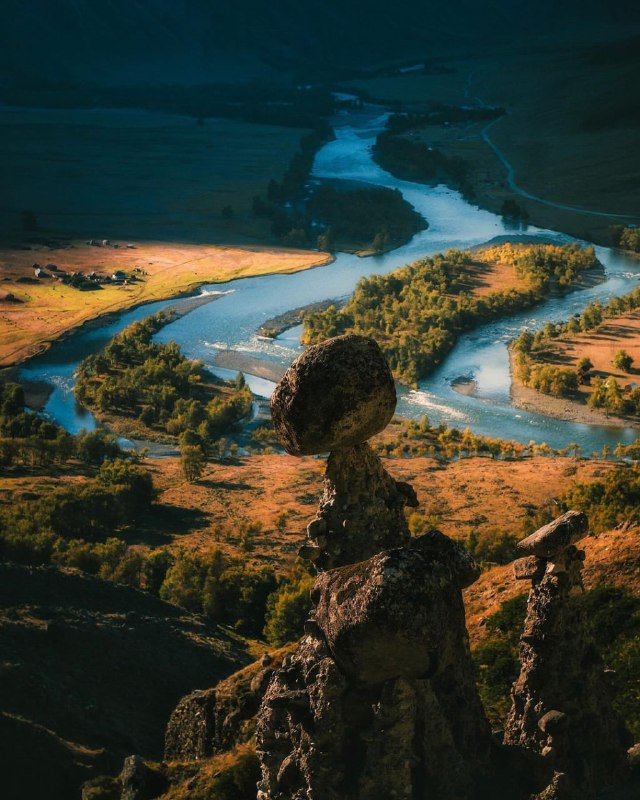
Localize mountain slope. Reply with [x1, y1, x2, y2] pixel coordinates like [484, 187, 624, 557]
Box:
[3, 0, 640, 87]
[0, 563, 251, 800]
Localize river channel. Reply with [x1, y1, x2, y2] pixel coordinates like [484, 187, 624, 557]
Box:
[20, 106, 640, 451]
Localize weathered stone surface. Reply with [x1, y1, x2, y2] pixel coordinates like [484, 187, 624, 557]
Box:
[256, 623, 497, 800]
[120, 756, 166, 800]
[302, 442, 417, 571]
[270, 334, 396, 456]
[164, 688, 217, 761]
[516, 511, 588, 558]
[514, 555, 546, 580]
[165, 652, 287, 761]
[505, 514, 630, 799]
[313, 531, 480, 684]
[538, 710, 567, 735]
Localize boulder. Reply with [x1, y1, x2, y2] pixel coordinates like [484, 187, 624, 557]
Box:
[514, 555, 545, 581]
[119, 756, 166, 800]
[516, 511, 588, 558]
[270, 334, 396, 456]
[313, 531, 479, 684]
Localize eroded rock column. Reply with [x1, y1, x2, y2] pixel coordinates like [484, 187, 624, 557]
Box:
[256, 334, 496, 800]
[505, 511, 631, 799]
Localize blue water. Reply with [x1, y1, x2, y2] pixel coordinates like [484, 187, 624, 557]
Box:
[20, 106, 640, 450]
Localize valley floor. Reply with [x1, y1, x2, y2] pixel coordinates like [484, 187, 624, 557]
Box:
[0, 238, 330, 368]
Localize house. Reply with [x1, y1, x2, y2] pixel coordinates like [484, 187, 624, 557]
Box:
[111, 270, 126, 282]
[34, 267, 49, 278]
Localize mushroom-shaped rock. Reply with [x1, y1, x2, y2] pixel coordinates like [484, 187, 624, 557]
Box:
[270, 334, 396, 456]
[313, 531, 479, 685]
[516, 510, 588, 559]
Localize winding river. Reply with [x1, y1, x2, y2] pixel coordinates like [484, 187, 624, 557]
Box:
[20, 106, 640, 451]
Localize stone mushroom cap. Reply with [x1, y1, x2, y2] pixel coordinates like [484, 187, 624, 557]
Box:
[270, 334, 396, 456]
[516, 510, 588, 559]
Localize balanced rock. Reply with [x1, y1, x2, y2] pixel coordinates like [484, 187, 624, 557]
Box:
[270, 334, 396, 456]
[313, 531, 480, 684]
[516, 511, 588, 559]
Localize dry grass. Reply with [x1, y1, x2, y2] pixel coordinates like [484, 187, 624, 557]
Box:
[510, 310, 640, 426]
[538, 310, 640, 391]
[137, 451, 612, 568]
[464, 524, 640, 647]
[0, 239, 330, 367]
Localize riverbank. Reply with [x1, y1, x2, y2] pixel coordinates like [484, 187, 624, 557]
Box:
[0, 237, 332, 368]
[348, 33, 640, 244]
[257, 299, 339, 338]
[507, 348, 633, 430]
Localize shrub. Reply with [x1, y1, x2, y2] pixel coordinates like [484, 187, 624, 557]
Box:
[263, 575, 313, 646]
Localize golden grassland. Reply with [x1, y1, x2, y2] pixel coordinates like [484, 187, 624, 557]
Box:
[0, 446, 609, 565]
[1, 445, 633, 653]
[465, 524, 640, 647]
[0, 239, 331, 367]
[509, 310, 640, 426]
[347, 32, 640, 242]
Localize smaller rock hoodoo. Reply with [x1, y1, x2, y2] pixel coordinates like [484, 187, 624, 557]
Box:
[506, 510, 631, 799]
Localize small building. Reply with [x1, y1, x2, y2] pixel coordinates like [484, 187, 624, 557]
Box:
[34, 267, 49, 278]
[111, 270, 126, 282]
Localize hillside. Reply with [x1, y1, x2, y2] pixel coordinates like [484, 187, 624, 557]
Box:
[0, 563, 251, 800]
[2, 1, 639, 88]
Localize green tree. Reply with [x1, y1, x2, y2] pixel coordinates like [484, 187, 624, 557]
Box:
[180, 443, 206, 482]
[612, 349, 633, 372]
[263, 576, 313, 645]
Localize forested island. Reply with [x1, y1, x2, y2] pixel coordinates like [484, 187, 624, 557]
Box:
[75, 313, 253, 472]
[303, 243, 601, 384]
[253, 182, 426, 253]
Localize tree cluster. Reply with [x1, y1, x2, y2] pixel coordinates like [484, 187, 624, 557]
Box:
[610, 225, 640, 253]
[75, 313, 252, 444]
[307, 185, 425, 251]
[513, 285, 640, 411]
[373, 132, 472, 196]
[304, 244, 598, 385]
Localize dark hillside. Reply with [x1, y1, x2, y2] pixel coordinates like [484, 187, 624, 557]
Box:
[0, 563, 251, 800]
[2, 0, 640, 87]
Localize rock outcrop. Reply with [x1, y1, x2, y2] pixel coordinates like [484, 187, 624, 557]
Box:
[255, 335, 632, 800]
[256, 335, 503, 800]
[164, 650, 288, 761]
[506, 511, 631, 799]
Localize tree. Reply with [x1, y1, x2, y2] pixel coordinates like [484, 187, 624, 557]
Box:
[180, 443, 206, 482]
[612, 349, 633, 372]
[577, 357, 593, 373]
[263, 576, 313, 645]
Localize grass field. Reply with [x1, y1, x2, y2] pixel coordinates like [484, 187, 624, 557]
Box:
[0, 444, 629, 648]
[0, 108, 308, 244]
[347, 30, 640, 242]
[510, 309, 640, 426]
[0, 239, 330, 367]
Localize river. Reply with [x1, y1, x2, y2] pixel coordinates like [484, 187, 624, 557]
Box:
[19, 106, 640, 451]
